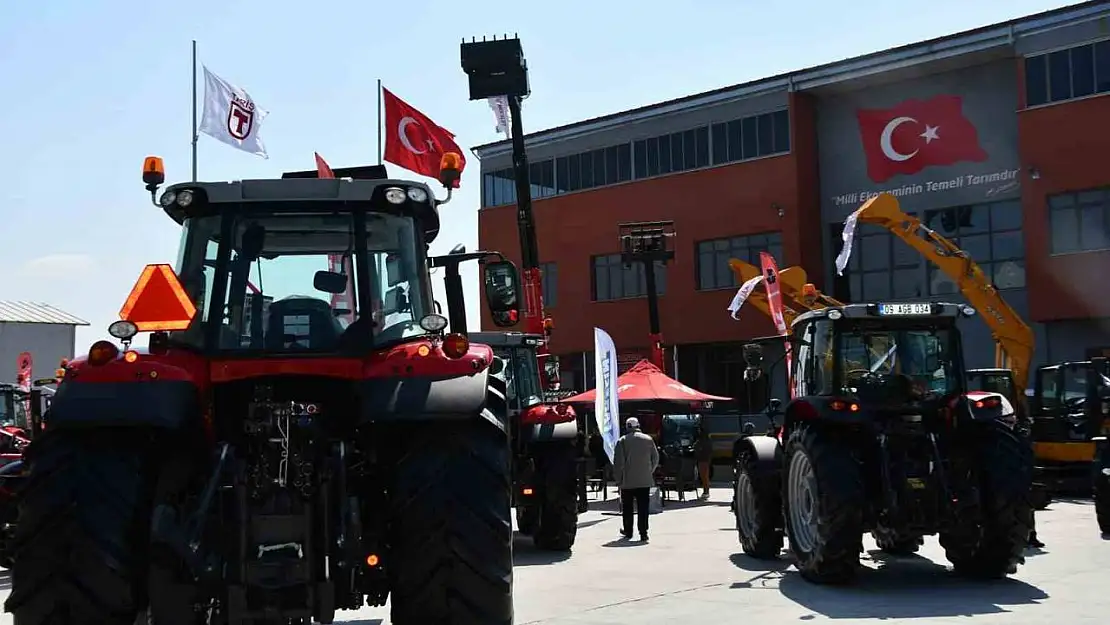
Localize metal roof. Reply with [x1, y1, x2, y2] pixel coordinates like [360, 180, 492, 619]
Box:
[473, 0, 1110, 159]
[0, 302, 89, 326]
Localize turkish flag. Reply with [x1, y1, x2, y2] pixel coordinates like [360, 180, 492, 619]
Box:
[382, 88, 466, 188]
[856, 95, 987, 183]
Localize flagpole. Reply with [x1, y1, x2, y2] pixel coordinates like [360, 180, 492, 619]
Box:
[191, 39, 198, 182]
[376, 79, 383, 165]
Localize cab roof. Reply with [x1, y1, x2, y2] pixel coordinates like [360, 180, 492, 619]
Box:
[159, 178, 442, 243]
[793, 302, 971, 327]
[470, 331, 544, 348]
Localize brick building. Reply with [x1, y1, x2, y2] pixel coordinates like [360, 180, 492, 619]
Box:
[475, 1, 1110, 400]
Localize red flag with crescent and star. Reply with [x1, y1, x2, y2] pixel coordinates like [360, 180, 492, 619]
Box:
[856, 94, 987, 184]
[382, 88, 466, 188]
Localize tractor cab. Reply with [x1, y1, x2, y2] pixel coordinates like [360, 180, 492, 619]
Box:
[744, 302, 979, 421]
[111, 155, 520, 358]
[473, 332, 546, 415]
[1027, 357, 1110, 493]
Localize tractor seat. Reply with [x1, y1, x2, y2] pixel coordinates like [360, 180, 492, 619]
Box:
[266, 297, 343, 350]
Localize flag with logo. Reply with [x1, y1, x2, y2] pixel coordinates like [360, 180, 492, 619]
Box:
[199, 66, 269, 159]
[382, 87, 466, 188]
[16, 352, 32, 424]
[727, 275, 764, 320]
[593, 327, 620, 463]
[488, 96, 511, 137]
[856, 94, 986, 183]
[760, 252, 793, 392]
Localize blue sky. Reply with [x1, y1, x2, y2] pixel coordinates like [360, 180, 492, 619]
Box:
[0, 0, 1075, 351]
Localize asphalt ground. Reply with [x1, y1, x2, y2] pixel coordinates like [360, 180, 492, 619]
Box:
[0, 487, 1104, 624]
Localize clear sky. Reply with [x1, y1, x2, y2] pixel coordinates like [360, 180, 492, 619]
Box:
[0, 0, 1076, 352]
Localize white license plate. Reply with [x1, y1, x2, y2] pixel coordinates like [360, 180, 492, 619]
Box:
[878, 303, 932, 316]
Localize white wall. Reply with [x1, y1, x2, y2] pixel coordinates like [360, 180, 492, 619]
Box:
[0, 322, 77, 382]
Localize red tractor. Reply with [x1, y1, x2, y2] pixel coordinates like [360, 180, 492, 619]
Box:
[5, 155, 520, 625]
[0, 380, 51, 567]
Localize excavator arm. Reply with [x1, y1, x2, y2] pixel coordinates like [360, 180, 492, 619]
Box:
[726, 262, 807, 329]
[841, 193, 1035, 395]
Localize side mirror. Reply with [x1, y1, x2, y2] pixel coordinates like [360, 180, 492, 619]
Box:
[433, 300, 443, 315]
[742, 343, 764, 381]
[313, 270, 347, 294]
[741, 421, 756, 436]
[483, 260, 521, 328]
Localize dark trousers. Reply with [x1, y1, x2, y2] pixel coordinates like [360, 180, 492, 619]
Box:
[621, 487, 650, 536]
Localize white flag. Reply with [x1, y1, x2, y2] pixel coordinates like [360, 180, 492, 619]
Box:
[199, 66, 269, 159]
[727, 275, 764, 320]
[593, 327, 620, 463]
[487, 96, 511, 137]
[835, 205, 868, 276]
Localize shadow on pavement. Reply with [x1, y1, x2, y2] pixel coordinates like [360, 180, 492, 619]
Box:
[512, 535, 572, 566]
[602, 537, 648, 548]
[577, 518, 609, 530]
[770, 550, 1048, 619]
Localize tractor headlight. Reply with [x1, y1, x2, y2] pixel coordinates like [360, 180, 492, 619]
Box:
[406, 187, 429, 203]
[108, 320, 139, 341]
[419, 313, 448, 333]
[384, 187, 407, 204]
[176, 189, 194, 207]
[961, 305, 976, 317]
[827, 309, 843, 320]
[159, 191, 177, 207]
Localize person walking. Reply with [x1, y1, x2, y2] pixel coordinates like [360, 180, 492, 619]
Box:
[613, 417, 660, 542]
[695, 418, 713, 500]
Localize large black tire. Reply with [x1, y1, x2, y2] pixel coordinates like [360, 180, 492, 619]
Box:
[940, 423, 1034, 578]
[733, 450, 783, 559]
[782, 425, 864, 584]
[387, 382, 513, 625]
[1096, 468, 1110, 534]
[531, 441, 578, 552]
[871, 526, 923, 555]
[5, 429, 156, 625]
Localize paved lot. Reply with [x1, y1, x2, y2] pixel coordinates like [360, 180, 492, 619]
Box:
[0, 488, 1105, 624]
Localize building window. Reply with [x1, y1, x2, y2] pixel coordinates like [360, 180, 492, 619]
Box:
[632, 127, 710, 179]
[1025, 40, 1110, 107]
[591, 254, 666, 301]
[481, 158, 558, 207]
[709, 109, 790, 167]
[1048, 188, 1110, 254]
[695, 232, 784, 291]
[839, 218, 923, 302]
[553, 144, 632, 195]
[540, 262, 557, 308]
[924, 200, 1025, 293]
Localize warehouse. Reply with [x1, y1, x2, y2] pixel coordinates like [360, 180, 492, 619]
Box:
[0, 301, 88, 383]
[475, 0, 1110, 398]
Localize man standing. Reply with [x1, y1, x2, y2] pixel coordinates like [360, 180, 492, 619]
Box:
[613, 417, 660, 541]
[695, 418, 713, 500]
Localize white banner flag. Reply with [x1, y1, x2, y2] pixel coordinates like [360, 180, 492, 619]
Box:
[487, 96, 511, 137]
[593, 327, 620, 463]
[727, 275, 764, 320]
[835, 205, 868, 276]
[199, 66, 269, 159]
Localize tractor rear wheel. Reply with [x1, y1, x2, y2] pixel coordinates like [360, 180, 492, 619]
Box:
[387, 381, 513, 625]
[4, 429, 156, 625]
[531, 441, 578, 552]
[783, 424, 864, 584]
[733, 450, 782, 559]
[941, 423, 1034, 578]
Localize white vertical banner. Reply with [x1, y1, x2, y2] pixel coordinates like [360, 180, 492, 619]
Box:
[835, 204, 868, 276]
[593, 327, 621, 463]
[727, 275, 764, 320]
[487, 95, 511, 137]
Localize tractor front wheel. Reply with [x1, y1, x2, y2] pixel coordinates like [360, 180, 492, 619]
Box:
[531, 441, 578, 552]
[733, 450, 782, 559]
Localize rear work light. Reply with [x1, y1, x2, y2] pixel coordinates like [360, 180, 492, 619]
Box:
[974, 396, 1001, 409]
[829, 399, 860, 412]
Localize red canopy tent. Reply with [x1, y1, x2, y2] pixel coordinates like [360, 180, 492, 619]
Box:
[561, 359, 732, 404]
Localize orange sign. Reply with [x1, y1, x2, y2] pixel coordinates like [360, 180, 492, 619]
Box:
[119, 264, 198, 331]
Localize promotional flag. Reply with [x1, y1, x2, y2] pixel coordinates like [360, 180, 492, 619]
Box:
[727, 275, 764, 320]
[199, 66, 269, 158]
[382, 87, 466, 187]
[16, 352, 32, 422]
[593, 327, 621, 463]
[760, 252, 793, 392]
[314, 153, 356, 325]
[856, 94, 987, 183]
[487, 95, 511, 137]
[835, 204, 868, 276]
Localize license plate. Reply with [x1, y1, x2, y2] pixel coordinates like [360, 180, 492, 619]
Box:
[878, 303, 932, 316]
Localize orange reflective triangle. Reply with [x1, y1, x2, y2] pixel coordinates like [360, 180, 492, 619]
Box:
[119, 264, 198, 331]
